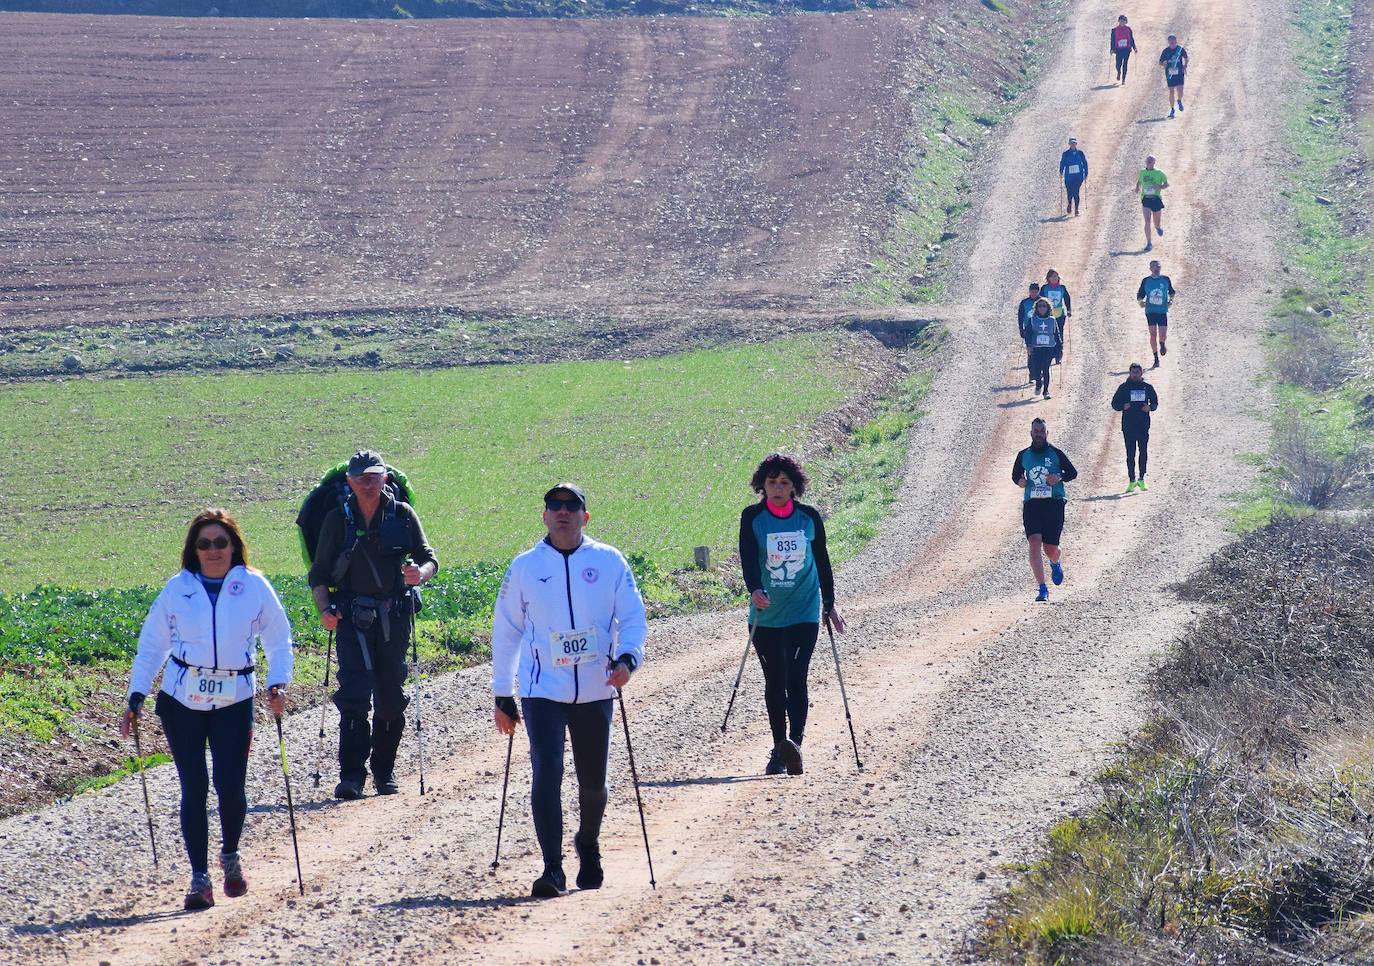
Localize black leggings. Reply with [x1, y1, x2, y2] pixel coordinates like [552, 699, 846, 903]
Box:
[1124, 426, 1150, 480]
[156, 691, 254, 876]
[521, 697, 613, 871]
[1029, 347, 1055, 390]
[752, 622, 819, 745]
[1065, 179, 1083, 209]
[1115, 49, 1131, 81]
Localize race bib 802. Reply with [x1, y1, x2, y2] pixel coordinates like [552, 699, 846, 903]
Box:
[551, 626, 602, 668]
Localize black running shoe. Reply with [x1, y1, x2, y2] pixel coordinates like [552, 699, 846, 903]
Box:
[765, 749, 786, 775]
[1160, 343, 1167, 356]
[531, 867, 567, 898]
[334, 779, 363, 800]
[775, 738, 803, 776]
[574, 833, 604, 890]
[374, 775, 399, 796]
[185, 872, 215, 910]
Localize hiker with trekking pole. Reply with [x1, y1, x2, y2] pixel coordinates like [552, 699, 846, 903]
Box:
[733, 453, 848, 776]
[491, 482, 651, 897]
[305, 449, 437, 800]
[121, 508, 294, 910]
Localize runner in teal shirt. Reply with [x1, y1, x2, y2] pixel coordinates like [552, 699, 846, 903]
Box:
[738, 453, 845, 777]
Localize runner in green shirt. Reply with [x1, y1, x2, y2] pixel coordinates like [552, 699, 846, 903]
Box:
[1135, 156, 1169, 251]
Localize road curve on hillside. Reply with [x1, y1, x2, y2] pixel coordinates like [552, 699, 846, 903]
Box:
[0, 0, 1282, 962]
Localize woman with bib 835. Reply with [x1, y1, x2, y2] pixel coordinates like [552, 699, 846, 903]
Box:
[121, 508, 293, 910]
[738, 454, 845, 776]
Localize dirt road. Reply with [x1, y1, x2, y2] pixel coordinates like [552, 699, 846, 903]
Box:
[0, 0, 1285, 962]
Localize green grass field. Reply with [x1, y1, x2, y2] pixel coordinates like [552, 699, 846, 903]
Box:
[1, 332, 881, 592]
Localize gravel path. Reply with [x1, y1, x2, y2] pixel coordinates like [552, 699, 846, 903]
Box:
[0, 0, 1289, 962]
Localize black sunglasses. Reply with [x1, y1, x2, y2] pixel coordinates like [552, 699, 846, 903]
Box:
[545, 499, 584, 512]
[196, 536, 231, 551]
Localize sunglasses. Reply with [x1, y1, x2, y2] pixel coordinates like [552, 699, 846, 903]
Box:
[196, 536, 231, 551]
[544, 499, 584, 513]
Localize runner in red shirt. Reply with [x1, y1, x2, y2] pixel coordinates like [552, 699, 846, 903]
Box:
[1110, 15, 1137, 84]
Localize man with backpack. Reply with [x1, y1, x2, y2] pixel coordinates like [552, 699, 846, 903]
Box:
[307, 450, 438, 800]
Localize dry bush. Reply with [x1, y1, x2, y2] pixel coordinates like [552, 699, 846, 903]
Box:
[1276, 317, 1356, 393]
[1271, 417, 1370, 509]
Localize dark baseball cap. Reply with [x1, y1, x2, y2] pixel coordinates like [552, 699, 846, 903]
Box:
[543, 482, 587, 507]
[347, 450, 387, 476]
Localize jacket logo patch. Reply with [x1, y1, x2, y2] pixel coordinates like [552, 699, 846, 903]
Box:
[581, 567, 599, 584]
[228, 580, 245, 596]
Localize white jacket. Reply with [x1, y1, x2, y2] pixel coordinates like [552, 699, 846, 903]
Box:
[128, 567, 294, 712]
[491, 536, 647, 704]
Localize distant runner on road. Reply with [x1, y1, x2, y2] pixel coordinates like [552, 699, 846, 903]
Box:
[1159, 34, 1189, 117]
[1041, 269, 1072, 364]
[1059, 137, 1088, 217]
[1017, 282, 1041, 379]
[1025, 297, 1059, 399]
[1011, 418, 1078, 602]
[1135, 156, 1169, 251]
[1110, 15, 1138, 84]
[1136, 259, 1177, 366]
[1111, 363, 1160, 492]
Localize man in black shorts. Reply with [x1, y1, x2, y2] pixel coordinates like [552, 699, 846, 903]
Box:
[1011, 418, 1078, 602]
[1110, 363, 1160, 493]
[1159, 35, 1189, 117]
[1135, 259, 1177, 367]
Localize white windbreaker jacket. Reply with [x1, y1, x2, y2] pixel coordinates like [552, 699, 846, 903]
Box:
[491, 536, 647, 704]
[128, 566, 294, 711]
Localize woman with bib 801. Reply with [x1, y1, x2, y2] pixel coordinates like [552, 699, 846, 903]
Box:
[121, 508, 293, 911]
[738, 454, 846, 777]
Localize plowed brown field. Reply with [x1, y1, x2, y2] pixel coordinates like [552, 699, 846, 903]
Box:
[0, 6, 1023, 331]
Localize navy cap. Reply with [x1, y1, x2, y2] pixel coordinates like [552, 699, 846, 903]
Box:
[543, 482, 587, 507]
[347, 450, 387, 476]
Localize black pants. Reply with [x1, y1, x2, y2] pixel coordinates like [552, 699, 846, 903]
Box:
[333, 598, 411, 785]
[1065, 178, 1083, 209]
[156, 691, 254, 877]
[522, 697, 614, 873]
[752, 622, 819, 746]
[1124, 426, 1150, 480]
[1030, 347, 1055, 391]
[1115, 49, 1131, 81]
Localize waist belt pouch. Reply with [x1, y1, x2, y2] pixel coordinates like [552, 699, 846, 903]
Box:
[352, 598, 381, 631]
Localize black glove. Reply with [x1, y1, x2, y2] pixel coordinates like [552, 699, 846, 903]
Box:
[127, 692, 146, 716]
[495, 695, 520, 723]
[610, 654, 637, 675]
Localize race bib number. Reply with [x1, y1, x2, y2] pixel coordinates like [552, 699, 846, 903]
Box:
[1143, 184, 1159, 196]
[766, 531, 807, 571]
[186, 666, 237, 709]
[1030, 485, 1053, 499]
[1066, 164, 1080, 174]
[1167, 63, 1180, 75]
[1147, 290, 1164, 306]
[1131, 389, 1146, 403]
[552, 626, 602, 668]
[1035, 333, 1054, 346]
[1117, 37, 1129, 48]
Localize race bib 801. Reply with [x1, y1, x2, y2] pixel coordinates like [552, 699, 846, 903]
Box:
[186, 666, 237, 709]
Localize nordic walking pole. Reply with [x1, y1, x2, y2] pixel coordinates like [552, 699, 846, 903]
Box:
[720, 619, 758, 733]
[309, 628, 333, 788]
[407, 574, 426, 796]
[824, 615, 863, 770]
[617, 690, 656, 889]
[272, 697, 306, 897]
[129, 711, 159, 868]
[491, 730, 515, 870]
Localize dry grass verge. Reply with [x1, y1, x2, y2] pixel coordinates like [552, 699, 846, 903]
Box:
[978, 514, 1374, 964]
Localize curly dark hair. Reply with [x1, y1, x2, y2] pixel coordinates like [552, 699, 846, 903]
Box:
[749, 453, 809, 497]
[180, 507, 250, 573]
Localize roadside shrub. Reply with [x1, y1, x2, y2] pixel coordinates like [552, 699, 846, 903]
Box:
[1271, 416, 1369, 509]
[1276, 316, 1355, 394]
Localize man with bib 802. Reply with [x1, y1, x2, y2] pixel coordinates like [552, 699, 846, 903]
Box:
[738, 453, 845, 778]
[1011, 419, 1079, 602]
[492, 483, 647, 898]
[122, 508, 293, 911]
